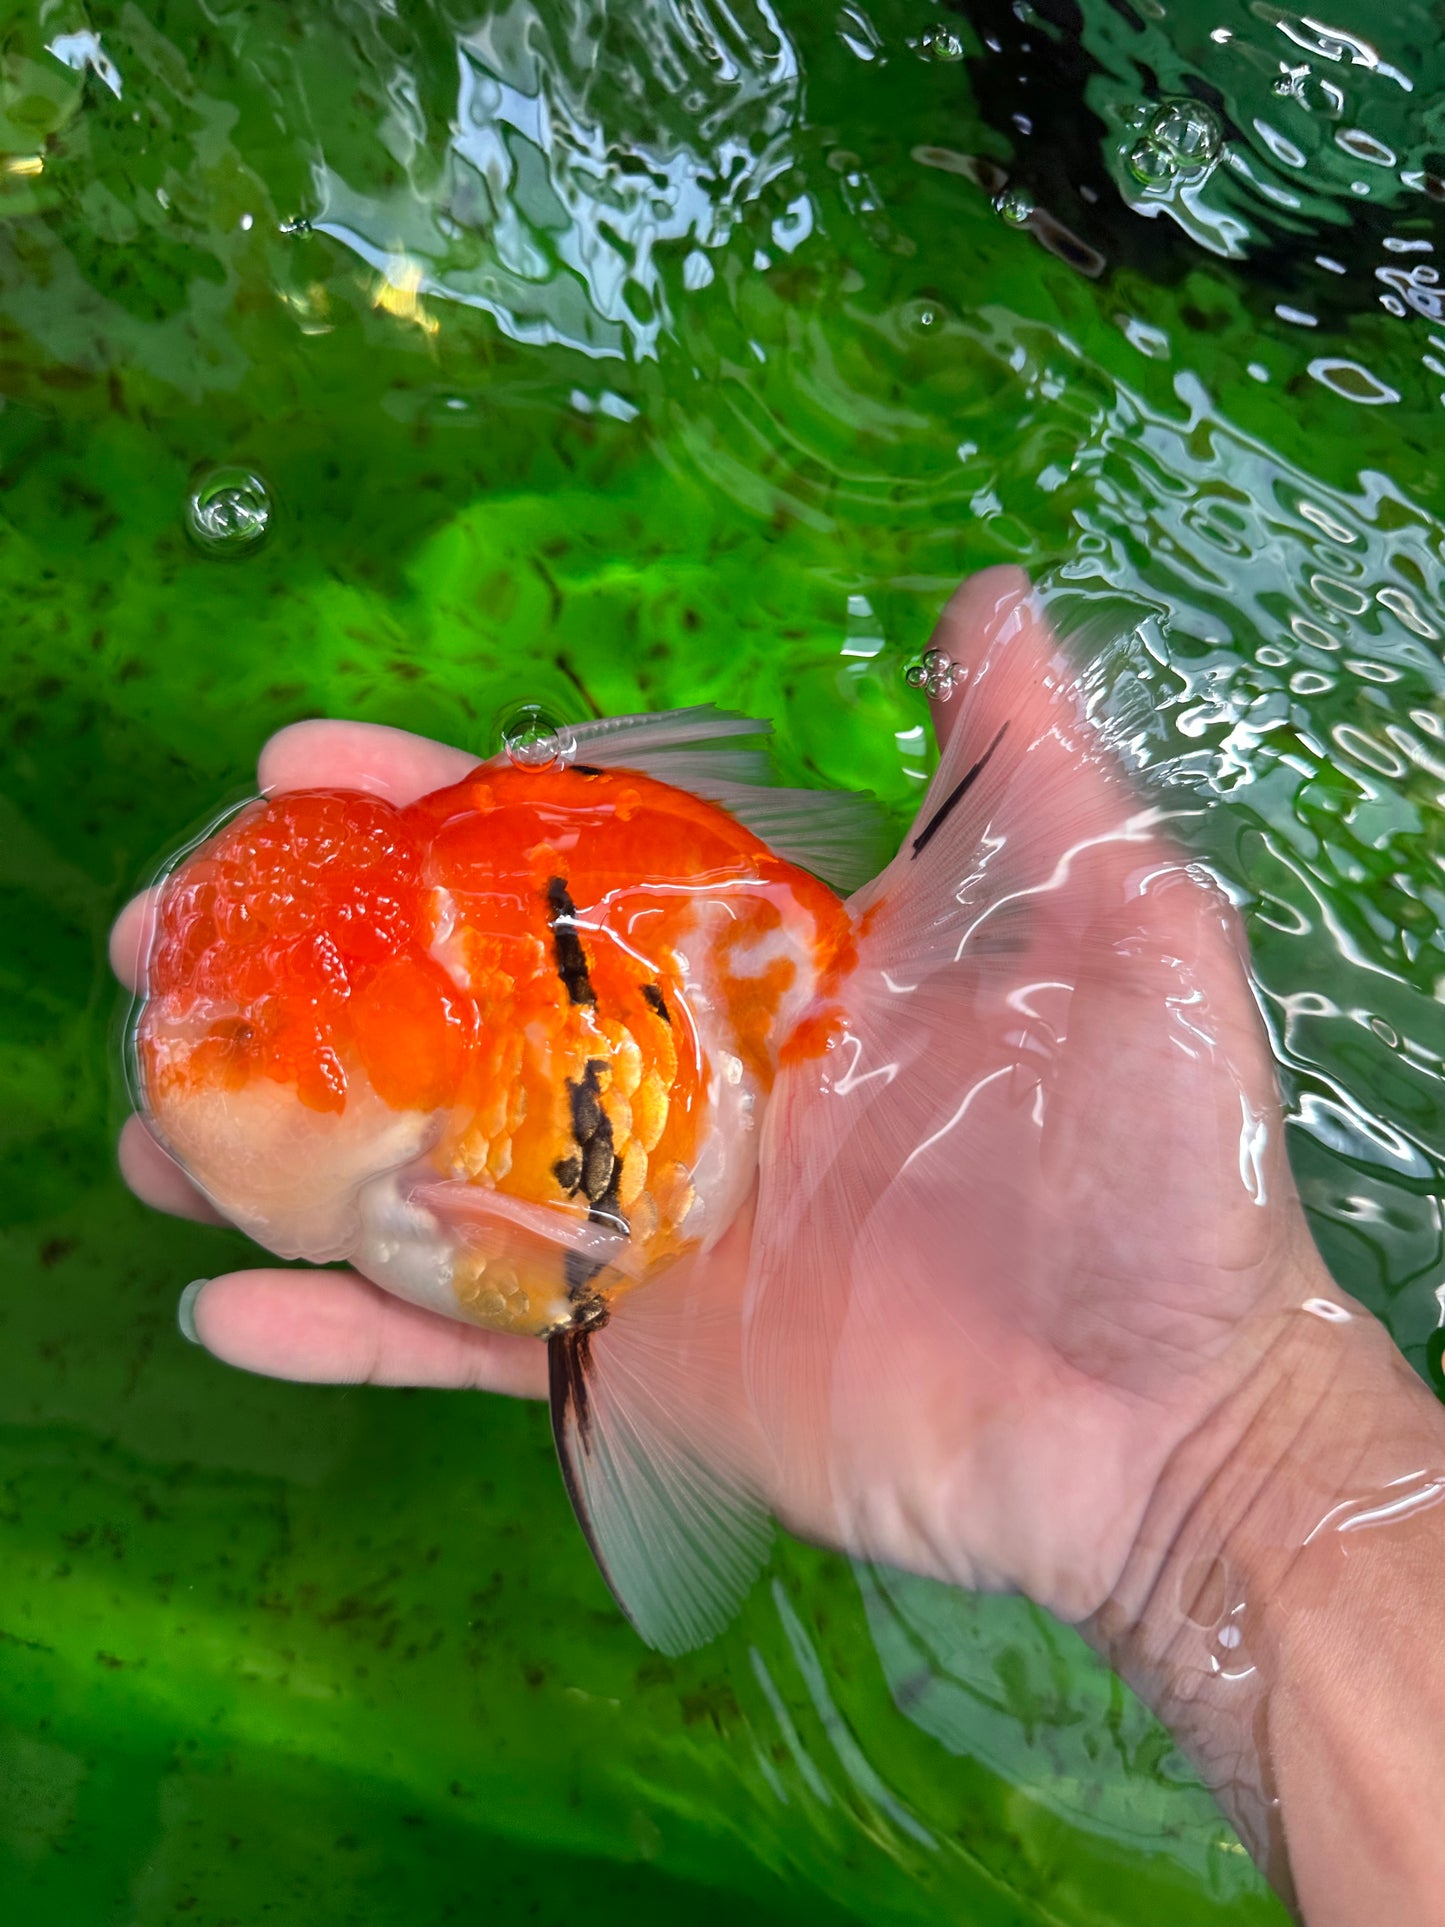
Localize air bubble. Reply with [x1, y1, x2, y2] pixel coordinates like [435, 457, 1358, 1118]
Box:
[992, 184, 1035, 226]
[185, 466, 272, 555]
[496, 701, 575, 770]
[905, 648, 965, 701]
[1126, 98, 1221, 189]
[901, 297, 944, 336]
[921, 27, 965, 63]
[1127, 138, 1173, 186]
[1151, 102, 1219, 167]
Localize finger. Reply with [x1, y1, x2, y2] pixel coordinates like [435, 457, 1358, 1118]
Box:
[258, 720, 478, 805]
[119, 1113, 229, 1224]
[182, 1268, 549, 1399]
[110, 886, 162, 994]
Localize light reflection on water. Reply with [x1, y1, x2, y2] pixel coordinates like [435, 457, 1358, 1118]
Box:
[302, 0, 804, 361]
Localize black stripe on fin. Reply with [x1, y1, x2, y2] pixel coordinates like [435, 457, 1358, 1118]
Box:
[910, 722, 1009, 859]
[550, 1331, 609, 1570]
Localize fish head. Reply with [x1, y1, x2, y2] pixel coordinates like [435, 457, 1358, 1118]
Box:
[132, 778, 714, 1339]
[134, 787, 471, 1267]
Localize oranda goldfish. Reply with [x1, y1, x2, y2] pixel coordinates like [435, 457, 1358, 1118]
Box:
[131, 572, 1142, 1653]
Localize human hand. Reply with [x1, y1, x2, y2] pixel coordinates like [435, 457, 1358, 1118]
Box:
[740, 568, 1335, 1623]
[110, 569, 1328, 1625]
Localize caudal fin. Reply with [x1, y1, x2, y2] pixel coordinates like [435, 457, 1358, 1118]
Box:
[849, 567, 1160, 974]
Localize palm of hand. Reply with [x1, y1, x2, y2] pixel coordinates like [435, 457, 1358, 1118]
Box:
[742, 574, 1312, 1619]
[110, 570, 1312, 1626]
[752, 843, 1304, 1622]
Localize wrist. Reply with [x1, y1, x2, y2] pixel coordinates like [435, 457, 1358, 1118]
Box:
[1087, 1274, 1445, 1891]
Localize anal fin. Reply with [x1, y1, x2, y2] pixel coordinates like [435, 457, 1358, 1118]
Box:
[548, 1230, 770, 1655]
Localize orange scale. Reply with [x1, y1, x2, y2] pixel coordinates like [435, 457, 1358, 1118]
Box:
[716, 951, 798, 1094]
[577, 934, 649, 1010]
[350, 950, 477, 1114]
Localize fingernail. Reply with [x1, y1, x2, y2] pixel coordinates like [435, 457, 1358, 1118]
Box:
[178, 1279, 209, 1346]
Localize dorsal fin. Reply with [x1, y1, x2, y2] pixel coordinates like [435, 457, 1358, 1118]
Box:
[556, 705, 894, 894]
[567, 705, 773, 788]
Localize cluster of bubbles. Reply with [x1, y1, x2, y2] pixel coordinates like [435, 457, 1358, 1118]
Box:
[1125, 98, 1223, 189]
[905, 647, 965, 701]
[495, 700, 576, 769]
[184, 466, 272, 555]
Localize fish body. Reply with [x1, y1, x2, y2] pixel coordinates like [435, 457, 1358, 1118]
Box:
[141, 758, 853, 1343]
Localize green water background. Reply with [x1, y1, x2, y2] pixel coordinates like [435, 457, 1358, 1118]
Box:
[3, 1, 1443, 1921]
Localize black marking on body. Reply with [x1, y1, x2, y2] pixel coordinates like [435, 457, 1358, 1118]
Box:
[569, 1058, 606, 1144]
[641, 983, 671, 1025]
[552, 1154, 582, 1193]
[545, 876, 597, 1005]
[911, 723, 1009, 859]
[572, 763, 604, 777]
[557, 1058, 629, 1300]
[581, 1135, 615, 1205]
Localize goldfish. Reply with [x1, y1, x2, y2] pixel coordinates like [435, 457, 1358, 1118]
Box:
[130, 569, 1148, 1653]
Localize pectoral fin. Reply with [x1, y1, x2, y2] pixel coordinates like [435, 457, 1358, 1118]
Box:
[414, 1178, 644, 1281]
